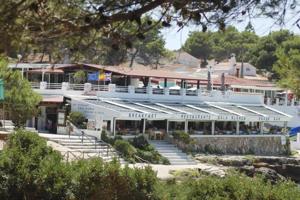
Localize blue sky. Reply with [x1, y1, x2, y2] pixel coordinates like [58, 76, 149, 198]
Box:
[162, 12, 300, 50]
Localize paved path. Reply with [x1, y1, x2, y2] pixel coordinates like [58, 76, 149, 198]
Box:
[128, 163, 227, 179]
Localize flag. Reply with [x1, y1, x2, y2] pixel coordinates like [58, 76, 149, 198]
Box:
[87, 72, 99, 81]
[98, 71, 105, 81]
[105, 72, 112, 81]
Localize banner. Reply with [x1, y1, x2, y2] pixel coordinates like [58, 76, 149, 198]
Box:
[98, 70, 105, 81]
[87, 72, 99, 81]
[105, 72, 112, 81]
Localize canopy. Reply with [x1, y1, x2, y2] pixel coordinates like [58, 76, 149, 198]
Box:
[289, 126, 300, 137]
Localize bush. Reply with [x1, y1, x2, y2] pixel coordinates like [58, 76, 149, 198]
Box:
[69, 111, 86, 128]
[73, 70, 86, 84]
[173, 131, 191, 144]
[0, 130, 160, 200]
[0, 130, 71, 200]
[131, 135, 149, 150]
[156, 172, 300, 200]
[114, 139, 137, 162]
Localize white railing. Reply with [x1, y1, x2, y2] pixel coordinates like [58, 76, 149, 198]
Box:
[135, 87, 147, 94]
[186, 90, 197, 96]
[115, 86, 128, 93]
[91, 84, 109, 91]
[169, 89, 180, 95]
[69, 84, 84, 90]
[152, 88, 164, 95]
[47, 83, 62, 89]
[30, 82, 40, 89]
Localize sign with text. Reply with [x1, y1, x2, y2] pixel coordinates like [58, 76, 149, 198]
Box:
[71, 99, 104, 119]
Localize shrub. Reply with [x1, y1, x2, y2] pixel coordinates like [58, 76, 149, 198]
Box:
[156, 172, 300, 200]
[73, 70, 86, 84]
[0, 130, 71, 200]
[131, 135, 149, 150]
[69, 111, 86, 128]
[173, 131, 191, 144]
[0, 130, 160, 200]
[114, 139, 137, 162]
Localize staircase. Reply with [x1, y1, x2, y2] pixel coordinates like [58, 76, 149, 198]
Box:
[149, 140, 197, 165]
[39, 133, 120, 162]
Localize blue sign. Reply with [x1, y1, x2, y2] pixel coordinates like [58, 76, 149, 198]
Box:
[88, 72, 99, 81]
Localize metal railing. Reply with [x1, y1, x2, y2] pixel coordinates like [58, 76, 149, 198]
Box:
[115, 86, 129, 93]
[91, 84, 109, 91]
[169, 89, 180, 95]
[68, 122, 119, 160]
[135, 87, 147, 94]
[30, 82, 40, 89]
[46, 83, 62, 89]
[69, 84, 84, 90]
[153, 88, 164, 95]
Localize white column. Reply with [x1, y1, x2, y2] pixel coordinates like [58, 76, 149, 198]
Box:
[276, 98, 279, 105]
[283, 121, 288, 135]
[260, 122, 264, 134]
[211, 121, 215, 135]
[113, 118, 116, 137]
[236, 121, 240, 135]
[166, 120, 169, 134]
[142, 119, 146, 134]
[267, 97, 271, 105]
[291, 98, 295, 106]
[184, 120, 188, 133]
[110, 119, 114, 135]
[285, 91, 288, 106]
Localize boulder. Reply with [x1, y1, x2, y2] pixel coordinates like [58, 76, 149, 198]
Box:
[254, 167, 286, 183]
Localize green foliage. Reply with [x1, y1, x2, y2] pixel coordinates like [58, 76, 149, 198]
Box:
[0, 130, 71, 200]
[172, 131, 191, 144]
[0, 130, 159, 200]
[111, 135, 170, 164]
[183, 26, 258, 65]
[69, 111, 86, 128]
[114, 139, 137, 162]
[73, 70, 86, 84]
[157, 172, 300, 200]
[0, 59, 41, 128]
[273, 36, 300, 97]
[132, 134, 149, 150]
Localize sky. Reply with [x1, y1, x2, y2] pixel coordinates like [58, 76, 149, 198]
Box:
[162, 11, 300, 50]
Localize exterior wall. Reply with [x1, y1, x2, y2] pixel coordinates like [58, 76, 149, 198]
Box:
[97, 88, 264, 104]
[170, 135, 289, 156]
[268, 105, 300, 127]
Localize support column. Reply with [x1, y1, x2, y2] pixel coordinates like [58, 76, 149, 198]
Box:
[211, 121, 215, 135]
[142, 119, 146, 135]
[260, 122, 264, 134]
[164, 78, 167, 88]
[166, 120, 169, 134]
[197, 80, 200, 89]
[283, 121, 288, 135]
[236, 121, 240, 135]
[184, 120, 188, 133]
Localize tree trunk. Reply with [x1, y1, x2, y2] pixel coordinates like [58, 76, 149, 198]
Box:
[129, 48, 139, 68]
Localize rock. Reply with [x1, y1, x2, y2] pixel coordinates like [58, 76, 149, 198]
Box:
[239, 166, 255, 177]
[253, 162, 269, 168]
[254, 167, 286, 183]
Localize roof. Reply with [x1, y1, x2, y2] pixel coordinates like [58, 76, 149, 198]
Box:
[84, 99, 291, 122]
[28, 68, 64, 74]
[41, 96, 64, 103]
[80, 64, 208, 81]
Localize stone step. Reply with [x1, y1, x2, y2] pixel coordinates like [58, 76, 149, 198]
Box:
[149, 140, 197, 165]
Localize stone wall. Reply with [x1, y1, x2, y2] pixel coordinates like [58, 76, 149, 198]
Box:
[170, 135, 290, 156]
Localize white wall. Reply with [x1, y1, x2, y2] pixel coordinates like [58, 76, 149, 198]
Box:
[268, 105, 300, 127]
